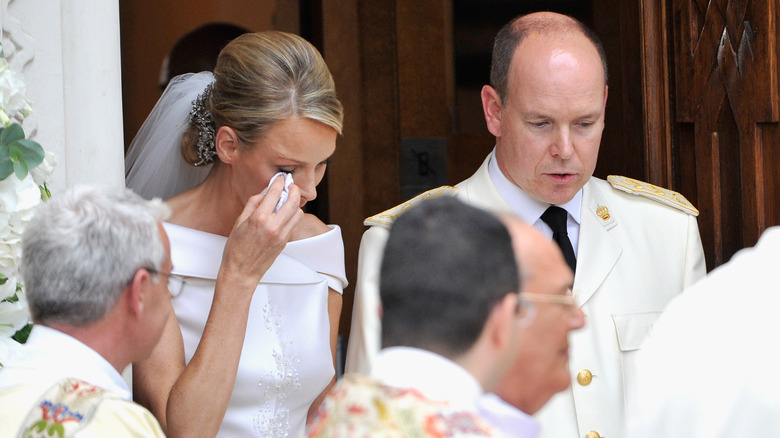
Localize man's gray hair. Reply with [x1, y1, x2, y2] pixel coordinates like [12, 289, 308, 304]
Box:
[21, 184, 171, 326]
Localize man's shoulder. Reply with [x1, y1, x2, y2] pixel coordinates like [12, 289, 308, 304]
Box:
[363, 186, 459, 228]
[591, 176, 699, 217]
[308, 374, 504, 437]
[12, 378, 164, 438]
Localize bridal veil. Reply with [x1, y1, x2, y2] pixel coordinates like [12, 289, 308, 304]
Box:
[125, 72, 215, 200]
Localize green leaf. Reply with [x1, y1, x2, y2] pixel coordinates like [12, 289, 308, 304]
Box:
[13, 160, 28, 179]
[0, 124, 44, 180]
[12, 322, 32, 343]
[0, 123, 24, 145]
[0, 161, 11, 179]
[0, 143, 11, 179]
[8, 145, 22, 162]
[9, 146, 28, 179]
[16, 139, 44, 169]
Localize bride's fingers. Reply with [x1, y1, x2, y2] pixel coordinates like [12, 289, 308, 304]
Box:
[236, 177, 288, 225]
[275, 185, 303, 230]
[275, 184, 300, 217]
[258, 176, 287, 208]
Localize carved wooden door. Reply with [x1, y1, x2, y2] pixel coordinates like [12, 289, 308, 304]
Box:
[670, 0, 780, 269]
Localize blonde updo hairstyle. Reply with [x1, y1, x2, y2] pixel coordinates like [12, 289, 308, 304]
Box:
[182, 31, 344, 165]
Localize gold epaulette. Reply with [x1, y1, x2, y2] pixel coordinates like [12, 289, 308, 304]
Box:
[607, 175, 699, 216]
[364, 186, 458, 227]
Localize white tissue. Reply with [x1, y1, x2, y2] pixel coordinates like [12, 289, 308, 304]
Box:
[265, 172, 294, 213]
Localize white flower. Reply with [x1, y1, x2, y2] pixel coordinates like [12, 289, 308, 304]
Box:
[0, 294, 28, 365]
[0, 293, 27, 337]
[0, 271, 16, 302]
[0, 58, 32, 124]
[0, 44, 52, 348]
[30, 151, 58, 186]
[0, 173, 42, 213]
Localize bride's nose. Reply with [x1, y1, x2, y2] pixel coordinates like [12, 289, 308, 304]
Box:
[296, 173, 317, 203]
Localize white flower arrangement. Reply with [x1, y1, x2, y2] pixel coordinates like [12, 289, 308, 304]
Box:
[0, 42, 57, 363]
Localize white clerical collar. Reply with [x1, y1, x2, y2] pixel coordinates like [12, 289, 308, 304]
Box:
[487, 148, 583, 253]
[372, 347, 484, 412]
[7, 325, 131, 399]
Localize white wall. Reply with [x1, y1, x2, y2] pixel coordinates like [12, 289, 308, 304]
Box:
[1, 0, 124, 193]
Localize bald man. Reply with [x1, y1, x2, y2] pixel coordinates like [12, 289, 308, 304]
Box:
[347, 11, 706, 438]
[478, 219, 585, 437]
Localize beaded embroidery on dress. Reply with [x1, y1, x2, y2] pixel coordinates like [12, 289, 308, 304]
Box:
[252, 300, 302, 437]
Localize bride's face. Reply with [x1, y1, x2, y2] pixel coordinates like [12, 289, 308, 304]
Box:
[231, 117, 337, 208]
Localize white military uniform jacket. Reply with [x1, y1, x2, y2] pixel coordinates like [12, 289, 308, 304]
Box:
[346, 154, 706, 438]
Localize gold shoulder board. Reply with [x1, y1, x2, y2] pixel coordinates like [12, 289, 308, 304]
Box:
[364, 186, 458, 227]
[607, 175, 699, 216]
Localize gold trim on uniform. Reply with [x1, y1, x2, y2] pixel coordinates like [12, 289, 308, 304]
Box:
[363, 186, 458, 227]
[607, 175, 699, 216]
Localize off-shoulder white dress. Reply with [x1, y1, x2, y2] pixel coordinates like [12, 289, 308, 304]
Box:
[164, 222, 347, 438]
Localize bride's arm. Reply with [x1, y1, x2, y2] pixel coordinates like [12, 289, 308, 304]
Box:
[132, 305, 186, 428]
[307, 288, 342, 421]
[133, 180, 302, 437]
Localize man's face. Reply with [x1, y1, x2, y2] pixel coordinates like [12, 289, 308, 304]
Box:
[484, 32, 607, 205]
[496, 224, 584, 414]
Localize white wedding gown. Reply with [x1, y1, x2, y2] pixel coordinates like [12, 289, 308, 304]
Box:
[164, 222, 347, 438]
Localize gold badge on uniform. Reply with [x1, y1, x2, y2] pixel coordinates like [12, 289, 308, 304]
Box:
[596, 205, 610, 221]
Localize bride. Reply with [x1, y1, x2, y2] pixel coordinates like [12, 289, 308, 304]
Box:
[126, 31, 345, 438]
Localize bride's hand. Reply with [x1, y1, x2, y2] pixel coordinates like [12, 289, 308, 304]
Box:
[218, 176, 303, 290]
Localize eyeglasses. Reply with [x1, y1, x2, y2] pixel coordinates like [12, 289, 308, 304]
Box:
[519, 289, 578, 311]
[146, 269, 187, 298]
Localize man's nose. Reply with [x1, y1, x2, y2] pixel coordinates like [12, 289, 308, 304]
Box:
[569, 307, 586, 330]
[550, 127, 575, 159]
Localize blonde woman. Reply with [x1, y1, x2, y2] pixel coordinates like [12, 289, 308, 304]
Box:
[126, 31, 345, 438]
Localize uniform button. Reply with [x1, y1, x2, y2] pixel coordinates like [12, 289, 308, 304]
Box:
[585, 431, 600, 438]
[577, 369, 593, 386]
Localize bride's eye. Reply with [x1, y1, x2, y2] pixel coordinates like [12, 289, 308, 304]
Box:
[278, 168, 295, 175]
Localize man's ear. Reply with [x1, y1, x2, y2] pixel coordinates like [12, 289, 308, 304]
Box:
[125, 268, 152, 318]
[215, 126, 241, 164]
[481, 85, 503, 138]
[486, 292, 520, 351]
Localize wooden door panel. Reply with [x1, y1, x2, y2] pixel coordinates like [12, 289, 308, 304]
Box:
[671, 0, 779, 268]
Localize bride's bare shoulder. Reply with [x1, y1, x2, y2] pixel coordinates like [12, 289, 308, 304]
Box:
[290, 213, 330, 241]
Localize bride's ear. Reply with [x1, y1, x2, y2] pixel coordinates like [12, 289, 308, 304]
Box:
[215, 126, 240, 164]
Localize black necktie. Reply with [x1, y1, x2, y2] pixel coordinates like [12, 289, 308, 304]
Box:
[541, 206, 577, 273]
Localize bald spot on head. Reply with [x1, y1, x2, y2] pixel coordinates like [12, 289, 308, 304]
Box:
[495, 214, 579, 414]
[500, 215, 569, 287]
[490, 11, 608, 103]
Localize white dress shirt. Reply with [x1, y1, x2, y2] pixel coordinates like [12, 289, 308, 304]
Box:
[371, 347, 484, 412]
[0, 325, 129, 399]
[488, 149, 582, 257]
